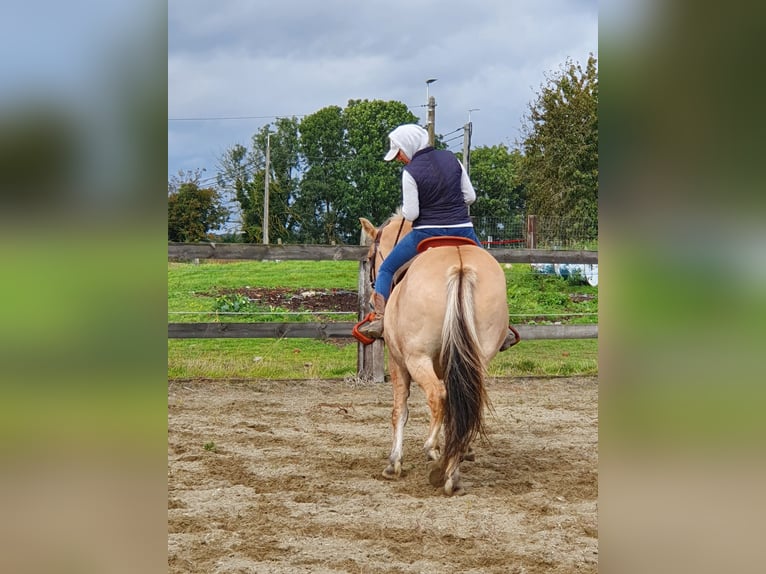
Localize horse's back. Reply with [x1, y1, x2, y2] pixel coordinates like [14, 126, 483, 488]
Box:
[386, 245, 508, 361]
[409, 244, 507, 302]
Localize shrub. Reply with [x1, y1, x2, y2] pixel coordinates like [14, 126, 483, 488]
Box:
[213, 293, 253, 313]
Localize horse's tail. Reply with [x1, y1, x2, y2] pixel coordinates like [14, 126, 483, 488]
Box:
[440, 260, 489, 470]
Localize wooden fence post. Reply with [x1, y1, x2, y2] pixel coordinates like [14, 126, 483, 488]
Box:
[357, 258, 386, 382]
[526, 214, 537, 249]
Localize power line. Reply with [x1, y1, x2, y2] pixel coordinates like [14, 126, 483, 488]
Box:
[441, 126, 463, 137]
[168, 114, 306, 121]
[170, 98, 435, 123]
[169, 101, 429, 122]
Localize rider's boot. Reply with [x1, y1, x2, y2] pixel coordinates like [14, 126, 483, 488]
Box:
[357, 293, 387, 339]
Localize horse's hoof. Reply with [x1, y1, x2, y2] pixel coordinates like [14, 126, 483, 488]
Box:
[443, 477, 466, 496]
[428, 461, 445, 487]
[446, 483, 467, 496]
[461, 451, 475, 462]
[382, 462, 401, 480]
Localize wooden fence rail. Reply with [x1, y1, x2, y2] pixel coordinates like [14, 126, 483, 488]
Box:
[168, 242, 598, 381]
[168, 322, 598, 341]
[168, 243, 598, 264]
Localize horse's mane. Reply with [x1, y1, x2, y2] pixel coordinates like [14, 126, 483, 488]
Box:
[381, 208, 404, 227]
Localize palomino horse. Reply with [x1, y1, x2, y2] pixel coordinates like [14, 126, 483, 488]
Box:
[359, 214, 512, 495]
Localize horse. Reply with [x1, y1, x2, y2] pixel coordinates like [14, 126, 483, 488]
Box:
[359, 213, 513, 495]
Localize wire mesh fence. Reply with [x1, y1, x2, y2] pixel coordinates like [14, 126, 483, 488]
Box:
[205, 214, 598, 250]
[472, 216, 526, 249]
[473, 215, 598, 250]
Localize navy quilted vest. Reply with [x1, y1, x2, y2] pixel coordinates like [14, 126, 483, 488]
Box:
[404, 147, 471, 227]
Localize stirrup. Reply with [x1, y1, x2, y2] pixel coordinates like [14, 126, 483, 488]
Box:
[499, 325, 521, 351]
[352, 313, 377, 345]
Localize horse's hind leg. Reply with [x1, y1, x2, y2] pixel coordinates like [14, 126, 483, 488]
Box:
[414, 362, 467, 496]
[408, 359, 445, 463]
[382, 363, 411, 480]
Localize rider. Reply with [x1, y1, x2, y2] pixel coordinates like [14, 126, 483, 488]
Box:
[358, 124, 493, 340]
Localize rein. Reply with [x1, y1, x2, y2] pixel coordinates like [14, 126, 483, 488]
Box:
[368, 217, 406, 287]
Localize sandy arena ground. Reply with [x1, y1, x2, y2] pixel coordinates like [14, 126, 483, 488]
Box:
[168, 376, 598, 573]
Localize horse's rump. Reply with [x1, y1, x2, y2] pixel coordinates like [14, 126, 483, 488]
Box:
[385, 245, 508, 366]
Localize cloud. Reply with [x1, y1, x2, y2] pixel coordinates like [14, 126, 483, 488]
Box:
[168, 0, 598, 175]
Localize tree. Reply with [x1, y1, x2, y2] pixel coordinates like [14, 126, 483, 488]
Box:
[216, 100, 425, 244]
[293, 105, 352, 243]
[217, 118, 302, 243]
[520, 54, 598, 231]
[167, 170, 228, 242]
[463, 144, 526, 243]
[296, 100, 419, 243]
[216, 144, 259, 241]
[342, 99, 420, 237]
[257, 117, 303, 243]
[466, 144, 525, 218]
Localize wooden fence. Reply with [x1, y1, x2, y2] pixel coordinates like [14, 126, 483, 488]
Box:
[168, 243, 598, 264]
[168, 243, 598, 381]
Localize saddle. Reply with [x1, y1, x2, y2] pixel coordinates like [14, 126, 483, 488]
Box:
[391, 236, 479, 288]
[416, 235, 477, 253]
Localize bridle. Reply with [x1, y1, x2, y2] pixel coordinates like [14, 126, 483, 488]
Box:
[368, 216, 406, 288]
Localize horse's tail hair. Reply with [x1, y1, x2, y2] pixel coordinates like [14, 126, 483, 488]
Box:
[440, 261, 489, 471]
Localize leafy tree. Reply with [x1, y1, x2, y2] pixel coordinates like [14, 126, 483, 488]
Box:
[216, 100, 429, 244]
[467, 144, 525, 217]
[294, 105, 352, 243]
[217, 118, 302, 243]
[167, 170, 228, 242]
[464, 144, 526, 243]
[296, 100, 419, 243]
[520, 54, 598, 231]
[257, 117, 303, 242]
[342, 99, 420, 238]
[216, 144, 258, 240]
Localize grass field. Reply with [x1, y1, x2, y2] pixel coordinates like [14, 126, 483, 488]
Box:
[168, 259, 598, 379]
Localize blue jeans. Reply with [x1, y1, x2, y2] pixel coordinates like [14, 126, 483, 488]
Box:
[374, 226, 482, 299]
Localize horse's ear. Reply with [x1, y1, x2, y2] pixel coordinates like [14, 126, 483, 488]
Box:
[359, 218, 377, 243]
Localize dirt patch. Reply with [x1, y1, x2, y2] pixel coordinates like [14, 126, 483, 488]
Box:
[168, 376, 598, 573]
[207, 287, 359, 313]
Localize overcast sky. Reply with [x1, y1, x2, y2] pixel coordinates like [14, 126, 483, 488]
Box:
[168, 0, 597, 181]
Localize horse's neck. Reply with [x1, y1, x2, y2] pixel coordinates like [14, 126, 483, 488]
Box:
[383, 217, 410, 245]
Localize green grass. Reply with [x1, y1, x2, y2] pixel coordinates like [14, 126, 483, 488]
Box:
[502, 263, 598, 325]
[167, 338, 597, 380]
[168, 259, 358, 292]
[168, 338, 360, 380]
[168, 260, 598, 324]
[168, 259, 598, 380]
[168, 260, 359, 322]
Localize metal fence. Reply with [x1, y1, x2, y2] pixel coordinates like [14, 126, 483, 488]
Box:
[473, 215, 598, 250]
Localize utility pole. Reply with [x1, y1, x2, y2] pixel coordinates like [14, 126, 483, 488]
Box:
[462, 121, 472, 175]
[425, 78, 437, 146]
[463, 109, 479, 176]
[263, 132, 271, 245]
[427, 96, 436, 146]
